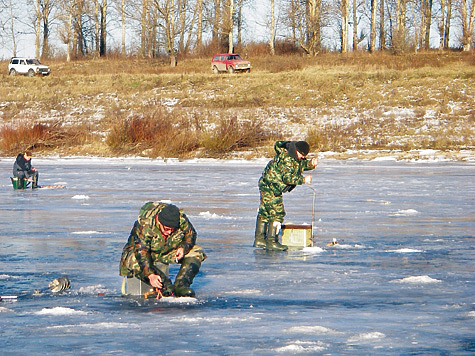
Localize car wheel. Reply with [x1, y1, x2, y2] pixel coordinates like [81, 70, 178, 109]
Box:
[213, 66, 219, 74]
[227, 66, 235, 74]
[28, 69, 35, 77]
[9, 69, 17, 76]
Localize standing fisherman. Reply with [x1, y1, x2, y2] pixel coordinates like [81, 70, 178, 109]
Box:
[13, 151, 39, 189]
[254, 141, 318, 251]
[120, 202, 206, 297]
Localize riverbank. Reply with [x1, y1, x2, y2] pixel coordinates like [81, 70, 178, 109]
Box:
[1, 52, 473, 160]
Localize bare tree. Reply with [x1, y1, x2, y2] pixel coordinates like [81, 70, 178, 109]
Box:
[9, 0, 17, 56]
[341, 0, 349, 52]
[41, 0, 56, 58]
[58, 0, 73, 60]
[35, 0, 42, 57]
[394, 0, 407, 53]
[154, 0, 177, 65]
[306, 0, 322, 55]
[212, 0, 220, 44]
[458, 0, 475, 50]
[444, 0, 452, 48]
[269, 0, 275, 54]
[121, 0, 126, 55]
[196, 0, 203, 52]
[380, 0, 385, 49]
[370, 0, 377, 52]
[227, 0, 233, 52]
[424, 0, 432, 49]
[352, 0, 357, 51]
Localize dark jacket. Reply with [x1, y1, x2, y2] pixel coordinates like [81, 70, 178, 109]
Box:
[13, 154, 34, 179]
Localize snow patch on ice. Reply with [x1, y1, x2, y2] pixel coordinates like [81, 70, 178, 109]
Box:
[329, 243, 366, 250]
[35, 307, 88, 316]
[348, 331, 386, 343]
[223, 289, 262, 296]
[0, 274, 20, 280]
[71, 231, 103, 235]
[71, 195, 89, 200]
[274, 341, 326, 353]
[391, 209, 419, 216]
[286, 325, 339, 334]
[48, 322, 133, 330]
[175, 316, 260, 324]
[78, 284, 110, 294]
[0, 306, 13, 312]
[393, 275, 442, 284]
[157, 296, 197, 304]
[387, 248, 424, 253]
[198, 211, 235, 220]
[468, 311, 475, 317]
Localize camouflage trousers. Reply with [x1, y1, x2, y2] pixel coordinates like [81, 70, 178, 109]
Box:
[258, 189, 286, 223]
[120, 244, 206, 282]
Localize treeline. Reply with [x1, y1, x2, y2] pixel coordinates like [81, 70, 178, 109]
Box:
[1, 0, 474, 63]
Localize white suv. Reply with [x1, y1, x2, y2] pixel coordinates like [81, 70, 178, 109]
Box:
[8, 57, 51, 76]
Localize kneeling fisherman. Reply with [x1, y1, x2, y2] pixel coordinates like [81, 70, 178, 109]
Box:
[120, 202, 206, 297]
[254, 141, 318, 251]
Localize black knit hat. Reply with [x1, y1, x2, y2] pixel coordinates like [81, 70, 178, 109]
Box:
[158, 204, 180, 228]
[295, 141, 310, 156]
[287, 141, 310, 160]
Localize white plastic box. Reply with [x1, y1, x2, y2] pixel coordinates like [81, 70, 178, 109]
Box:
[281, 224, 313, 248]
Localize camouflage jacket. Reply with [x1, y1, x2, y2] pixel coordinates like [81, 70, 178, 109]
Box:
[120, 202, 197, 277]
[259, 140, 316, 195]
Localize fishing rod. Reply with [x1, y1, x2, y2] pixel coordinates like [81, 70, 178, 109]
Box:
[307, 184, 317, 244]
[307, 184, 339, 247]
[0, 276, 71, 301]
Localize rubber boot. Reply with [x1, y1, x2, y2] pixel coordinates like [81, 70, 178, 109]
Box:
[31, 172, 39, 189]
[253, 216, 267, 248]
[265, 220, 288, 251]
[174, 257, 201, 297]
[161, 277, 174, 297]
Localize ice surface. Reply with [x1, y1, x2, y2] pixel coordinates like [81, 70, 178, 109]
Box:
[0, 157, 474, 355]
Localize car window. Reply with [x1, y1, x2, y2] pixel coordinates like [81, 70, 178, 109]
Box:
[20, 60, 25, 65]
[220, 56, 225, 61]
[213, 56, 219, 61]
[27, 59, 40, 65]
[12, 59, 19, 64]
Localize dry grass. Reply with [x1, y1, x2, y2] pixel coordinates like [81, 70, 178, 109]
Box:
[0, 120, 98, 155]
[0, 51, 473, 159]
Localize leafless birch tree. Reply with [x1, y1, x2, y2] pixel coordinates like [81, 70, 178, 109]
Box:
[370, 0, 377, 51]
[341, 0, 349, 52]
[458, 0, 475, 50]
[269, 0, 275, 54]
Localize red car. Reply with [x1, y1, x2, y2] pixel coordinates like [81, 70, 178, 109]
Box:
[211, 53, 251, 74]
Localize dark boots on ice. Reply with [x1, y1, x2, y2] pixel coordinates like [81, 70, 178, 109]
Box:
[174, 257, 201, 297]
[265, 220, 288, 252]
[253, 217, 267, 248]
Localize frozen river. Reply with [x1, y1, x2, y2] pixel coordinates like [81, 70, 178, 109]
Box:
[0, 157, 474, 355]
